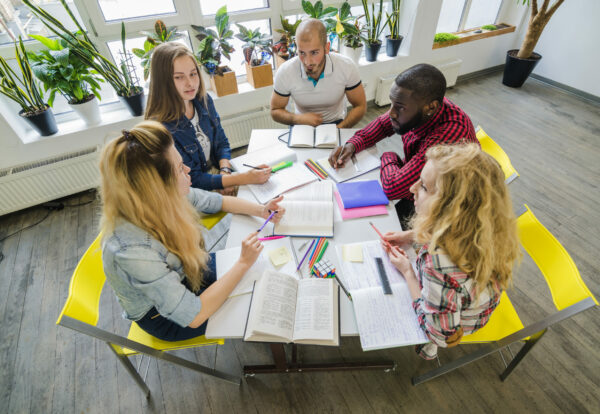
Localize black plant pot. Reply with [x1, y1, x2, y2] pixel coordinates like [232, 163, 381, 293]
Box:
[364, 41, 382, 62]
[119, 89, 145, 117]
[19, 106, 58, 136]
[502, 49, 542, 88]
[385, 35, 403, 57]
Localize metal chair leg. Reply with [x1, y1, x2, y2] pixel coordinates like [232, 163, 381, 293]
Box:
[500, 329, 547, 381]
[107, 343, 151, 397]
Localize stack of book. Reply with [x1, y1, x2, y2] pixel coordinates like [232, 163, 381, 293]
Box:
[335, 180, 389, 220]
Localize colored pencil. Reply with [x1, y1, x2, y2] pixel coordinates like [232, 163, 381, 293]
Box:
[304, 161, 325, 179]
[296, 239, 315, 271]
[308, 158, 328, 178]
[369, 221, 392, 249]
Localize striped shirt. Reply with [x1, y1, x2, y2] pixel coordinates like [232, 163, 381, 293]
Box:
[347, 97, 477, 200]
[412, 244, 501, 359]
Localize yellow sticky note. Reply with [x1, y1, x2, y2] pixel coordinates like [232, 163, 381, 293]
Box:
[343, 244, 363, 263]
[268, 246, 291, 267]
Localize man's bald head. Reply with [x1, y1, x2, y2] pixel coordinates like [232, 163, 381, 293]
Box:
[296, 18, 327, 47]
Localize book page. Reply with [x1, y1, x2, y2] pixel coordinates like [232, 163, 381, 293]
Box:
[351, 284, 428, 351]
[248, 164, 317, 204]
[274, 200, 333, 237]
[231, 145, 297, 173]
[315, 124, 338, 148]
[245, 270, 298, 341]
[292, 278, 335, 341]
[282, 181, 332, 202]
[289, 125, 315, 147]
[317, 147, 381, 183]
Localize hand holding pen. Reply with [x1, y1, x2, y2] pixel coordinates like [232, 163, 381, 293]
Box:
[328, 142, 355, 169]
[260, 195, 285, 227]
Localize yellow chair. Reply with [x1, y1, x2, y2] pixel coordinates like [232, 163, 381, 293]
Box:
[56, 234, 239, 397]
[476, 126, 519, 184]
[412, 205, 598, 385]
[200, 210, 228, 230]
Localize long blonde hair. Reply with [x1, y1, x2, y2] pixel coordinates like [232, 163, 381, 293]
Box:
[99, 121, 209, 292]
[145, 42, 206, 123]
[412, 144, 521, 294]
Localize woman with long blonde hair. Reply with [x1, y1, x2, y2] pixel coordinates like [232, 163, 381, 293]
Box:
[100, 121, 284, 341]
[382, 144, 521, 359]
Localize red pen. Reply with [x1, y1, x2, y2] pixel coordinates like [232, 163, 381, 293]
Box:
[369, 221, 392, 249]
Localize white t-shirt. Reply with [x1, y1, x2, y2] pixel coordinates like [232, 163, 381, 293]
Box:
[273, 53, 362, 123]
[190, 108, 212, 168]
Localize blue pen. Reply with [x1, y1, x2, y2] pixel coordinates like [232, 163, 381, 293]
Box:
[257, 210, 277, 232]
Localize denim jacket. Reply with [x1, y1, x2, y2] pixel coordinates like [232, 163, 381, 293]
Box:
[101, 189, 223, 327]
[163, 95, 232, 191]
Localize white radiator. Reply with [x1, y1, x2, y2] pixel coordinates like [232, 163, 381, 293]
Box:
[220, 106, 280, 149]
[0, 147, 100, 216]
[375, 58, 463, 106]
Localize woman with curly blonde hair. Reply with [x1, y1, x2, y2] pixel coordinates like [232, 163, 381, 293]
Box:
[382, 143, 521, 359]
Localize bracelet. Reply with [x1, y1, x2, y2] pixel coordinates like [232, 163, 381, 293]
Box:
[219, 166, 232, 174]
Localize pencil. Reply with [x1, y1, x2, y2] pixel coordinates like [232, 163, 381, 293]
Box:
[308, 159, 329, 178]
[304, 161, 325, 179]
[242, 163, 262, 170]
[369, 221, 392, 249]
[296, 239, 315, 271]
[333, 274, 352, 301]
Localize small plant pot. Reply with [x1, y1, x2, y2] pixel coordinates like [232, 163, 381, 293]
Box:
[364, 41, 382, 62]
[340, 44, 363, 65]
[245, 62, 273, 89]
[69, 95, 101, 126]
[385, 35, 403, 57]
[118, 88, 145, 117]
[502, 49, 542, 88]
[210, 71, 239, 97]
[19, 105, 58, 136]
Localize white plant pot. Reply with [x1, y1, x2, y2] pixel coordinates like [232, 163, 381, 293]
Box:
[340, 44, 363, 65]
[69, 96, 101, 126]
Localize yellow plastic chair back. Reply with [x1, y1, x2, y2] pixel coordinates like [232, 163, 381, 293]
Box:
[200, 211, 227, 230]
[462, 291, 524, 343]
[123, 323, 223, 356]
[517, 205, 598, 310]
[476, 126, 519, 184]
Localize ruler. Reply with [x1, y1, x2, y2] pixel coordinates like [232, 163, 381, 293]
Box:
[375, 257, 393, 295]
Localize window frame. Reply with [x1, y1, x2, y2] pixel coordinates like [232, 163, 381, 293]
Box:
[451, 0, 504, 33]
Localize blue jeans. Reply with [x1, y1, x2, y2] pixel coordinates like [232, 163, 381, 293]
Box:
[135, 253, 217, 341]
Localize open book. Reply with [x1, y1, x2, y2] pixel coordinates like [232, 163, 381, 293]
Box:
[246, 164, 317, 204]
[316, 147, 381, 183]
[273, 181, 334, 237]
[286, 124, 340, 148]
[244, 270, 339, 346]
[335, 240, 428, 351]
[230, 145, 297, 173]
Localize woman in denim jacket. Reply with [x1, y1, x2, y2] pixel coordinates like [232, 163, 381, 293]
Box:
[99, 121, 284, 341]
[145, 43, 271, 195]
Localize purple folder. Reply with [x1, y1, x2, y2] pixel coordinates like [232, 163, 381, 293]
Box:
[337, 180, 389, 209]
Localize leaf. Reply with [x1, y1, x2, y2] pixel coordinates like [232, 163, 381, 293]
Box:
[155, 20, 167, 39]
[54, 48, 70, 67]
[340, 2, 351, 19]
[29, 34, 61, 50]
[132, 48, 146, 58]
[302, 0, 314, 16]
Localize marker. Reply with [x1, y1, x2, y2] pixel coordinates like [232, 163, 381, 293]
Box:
[257, 211, 277, 232]
[271, 161, 293, 173]
[258, 235, 286, 241]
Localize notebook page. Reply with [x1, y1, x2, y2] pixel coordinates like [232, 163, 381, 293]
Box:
[315, 124, 338, 147]
[283, 181, 332, 202]
[289, 125, 315, 147]
[248, 164, 317, 204]
[317, 147, 381, 183]
[231, 146, 297, 173]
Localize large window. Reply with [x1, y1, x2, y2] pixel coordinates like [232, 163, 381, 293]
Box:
[437, 0, 503, 33]
[97, 0, 177, 22]
[199, 0, 269, 16]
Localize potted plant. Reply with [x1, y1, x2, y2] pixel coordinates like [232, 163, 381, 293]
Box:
[235, 23, 273, 89]
[301, 0, 339, 49]
[0, 38, 57, 136]
[433, 32, 460, 46]
[339, 18, 367, 64]
[503, 0, 566, 87]
[23, 0, 144, 116]
[28, 34, 104, 126]
[385, 0, 403, 57]
[192, 6, 237, 97]
[361, 0, 390, 62]
[273, 16, 299, 68]
[132, 20, 184, 81]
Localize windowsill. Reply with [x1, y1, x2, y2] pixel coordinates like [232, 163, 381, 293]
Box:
[432, 23, 516, 50]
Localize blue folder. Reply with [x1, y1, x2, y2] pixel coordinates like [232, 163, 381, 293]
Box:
[337, 180, 389, 209]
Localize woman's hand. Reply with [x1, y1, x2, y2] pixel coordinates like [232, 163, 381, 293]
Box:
[383, 242, 412, 275]
[243, 164, 271, 185]
[383, 230, 414, 247]
[262, 195, 285, 223]
[217, 187, 237, 196]
[238, 232, 263, 268]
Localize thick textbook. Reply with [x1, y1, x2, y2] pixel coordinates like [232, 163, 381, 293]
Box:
[243, 270, 339, 346]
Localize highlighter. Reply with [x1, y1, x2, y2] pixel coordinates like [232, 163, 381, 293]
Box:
[271, 161, 293, 173]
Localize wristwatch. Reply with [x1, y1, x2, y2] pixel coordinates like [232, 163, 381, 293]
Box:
[219, 166, 232, 174]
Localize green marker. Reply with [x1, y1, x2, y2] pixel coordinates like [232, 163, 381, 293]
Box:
[271, 161, 293, 173]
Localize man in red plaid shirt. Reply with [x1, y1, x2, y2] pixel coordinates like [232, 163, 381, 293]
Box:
[328, 64, 478, 223]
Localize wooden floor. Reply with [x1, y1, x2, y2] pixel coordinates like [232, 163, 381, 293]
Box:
[1, 72, 599, 413]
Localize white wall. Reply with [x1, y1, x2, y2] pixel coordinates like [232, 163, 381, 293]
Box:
[529, 0, 600, 98]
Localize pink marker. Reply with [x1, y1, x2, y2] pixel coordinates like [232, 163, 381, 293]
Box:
[258, 235, 286, 241]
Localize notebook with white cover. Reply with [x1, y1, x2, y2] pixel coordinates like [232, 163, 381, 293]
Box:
[230, 145, 297, 173]
[317, 147, 381, 183]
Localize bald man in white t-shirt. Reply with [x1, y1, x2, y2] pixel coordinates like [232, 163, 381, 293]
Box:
[270, 19, 366, 128]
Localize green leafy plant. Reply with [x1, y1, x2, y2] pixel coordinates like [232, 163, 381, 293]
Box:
[235, 24, 272, 66]
[301, 0, 338, 33]
[132, 20, 184, 81]
[481, 24, 497, 31]
[23, 0, 140, 97]
[0, 37, 47, 114]
[434, 32, 460, 43]
[334, 2, 356, 39]
[361, 0, 391, 45]
[340, 17, 367, 49]
[274, 16, 300, 60]
[192, 5, 235, 76]
[386, 0, 402, 40]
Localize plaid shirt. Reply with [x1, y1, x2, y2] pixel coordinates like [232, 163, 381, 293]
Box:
[412, 244, 501, 359]
[347, 98, 477, 200]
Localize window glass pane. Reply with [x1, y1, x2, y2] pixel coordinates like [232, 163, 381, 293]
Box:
[436, 0, 466, 33]
[97, 0, 176, 22]
[200, 0, 268, 15]
[464, 0, 502, 30]
[0, 0, 85, 46]
[106, 31, 191, 88]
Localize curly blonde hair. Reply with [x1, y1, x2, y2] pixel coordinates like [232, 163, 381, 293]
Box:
[412, 144, 521, 294]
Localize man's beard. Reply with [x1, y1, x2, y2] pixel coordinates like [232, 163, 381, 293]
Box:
[305, 57, 326, 78]
[392, 110, 425, 135]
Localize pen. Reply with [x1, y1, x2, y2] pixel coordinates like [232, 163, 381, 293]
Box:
[333, 274, 352, 301]
[258, 235, 286, 241]
[243, 163, 263, 170]
[369, 221, 392, 249]
[296, 239, 315, 271]
[351, 154, 360, 172]
[298, 240, 309, 252]
[257, 211, 277, 232]
[272, 161, 293, 173]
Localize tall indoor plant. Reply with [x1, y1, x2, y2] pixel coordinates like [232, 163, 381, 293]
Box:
[361, 0, 390, 62]
[503, 0, 566, 87]
[23, 0, 144, 116]
[28, 34, 104, 126]
[385, 0, 403, 57]
[235, 23, 273, 89]
[0, 37, 57, 136]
